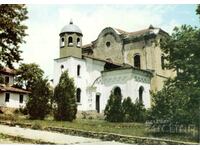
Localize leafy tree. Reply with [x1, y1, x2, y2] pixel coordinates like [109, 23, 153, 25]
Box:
[15, 63, 44, 90]
[160, 25, 200, 125]
[26, 78, 52, 120]
[53, 71, 77, 121]
[104, 89, 124, 122]
[0, 4, 28, 68]
[196, 4, 200, 15]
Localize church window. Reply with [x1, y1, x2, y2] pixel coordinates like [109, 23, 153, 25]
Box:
[61, 37, 65, 47]
[77, 38, 81, 47]
[76, 88, 81, 103]
[106, 41, 111, 48]
[61, 65, 64, 69]
[134, 54, 141, 69]
[68, 36, 73, 46]
[139, 86, 144, 103]
[161, 55, 165, 70]
[113, 87, 122, 97]
[77, 65, 81, 76]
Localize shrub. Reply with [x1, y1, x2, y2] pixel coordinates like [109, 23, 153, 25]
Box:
[26, 78, 52, 120]
[122, 97, 135, 122]
[53, 71, 77, 121]
[31, 123, 42, 130]
[133, 98, 146, 122]
[104, 90, 124, 122]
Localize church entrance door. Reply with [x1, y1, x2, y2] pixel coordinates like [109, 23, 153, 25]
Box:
[96, 94, 100, 113]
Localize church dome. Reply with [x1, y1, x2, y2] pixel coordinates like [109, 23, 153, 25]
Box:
[60, 20, 82, 35]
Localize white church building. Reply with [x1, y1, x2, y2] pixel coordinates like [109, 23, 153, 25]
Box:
[53, 20, 154, 113]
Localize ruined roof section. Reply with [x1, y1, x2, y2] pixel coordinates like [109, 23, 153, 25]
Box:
[81, 25, 168, 50]
[0, 84, 31, 94]
[115, 25, 168, 37]
[0, 68, 16, 75]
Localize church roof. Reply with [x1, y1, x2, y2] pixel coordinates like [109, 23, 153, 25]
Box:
[114, 25, 168, 36]
[102, 63, 153, 76]
[60, 20, 82, 35]
[82, 25, 168, 49]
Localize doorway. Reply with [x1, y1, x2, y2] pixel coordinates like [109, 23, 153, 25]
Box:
[96, 94, 100, 113]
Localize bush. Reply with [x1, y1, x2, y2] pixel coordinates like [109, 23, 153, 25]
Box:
[104, 90, 124, 122]
[133, 99, 146, 122]
[122, 97, 135, 122]
[19, 107, 28, 115]
[53, 71, 77, 121]
[26, 78, 52, 120]
[31, 123, 42, 130]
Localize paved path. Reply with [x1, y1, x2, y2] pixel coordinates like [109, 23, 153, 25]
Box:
[0, 124, 124, 145]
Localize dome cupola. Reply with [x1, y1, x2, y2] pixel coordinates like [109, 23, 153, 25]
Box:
[60, 19, 82, 36]
[59, 19, 83, 58]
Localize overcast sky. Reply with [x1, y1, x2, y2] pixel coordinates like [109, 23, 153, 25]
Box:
[19, 4, 199, 79]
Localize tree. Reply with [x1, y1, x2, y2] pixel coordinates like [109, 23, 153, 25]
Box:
[196, 4, 200, 15]
[160, 25, 200, 126]
[104, 89, 124, 122]
[26, 78, 52, 120]
[122, 97, 135, 122]
[0, 4, 28, 68]
[53, 71, 77, 121]
[133, 99, 146, 123]
[149, 24, 200, 141]
[15, 63, 44, 90]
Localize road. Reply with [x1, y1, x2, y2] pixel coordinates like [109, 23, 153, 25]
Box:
[0, 124, 124, 145]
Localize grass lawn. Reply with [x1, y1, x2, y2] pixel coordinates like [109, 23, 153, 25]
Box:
[0, 112, 198, 143]
[1, 114, 197, 143]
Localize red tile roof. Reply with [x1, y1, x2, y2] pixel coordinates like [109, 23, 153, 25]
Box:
[0, 84, 30, 94]
[0, 68, 16, 75]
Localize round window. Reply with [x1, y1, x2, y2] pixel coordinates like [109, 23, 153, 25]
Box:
[106, 41, 111, 47]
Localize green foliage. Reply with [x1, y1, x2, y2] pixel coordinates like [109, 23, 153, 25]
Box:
[26, 78, 52, 120]
[133, 99, 146, 123]
[196, 4, 200, 15]
[0, 4, 28, 68]
[122, 97, 134, 122]
[122, 97, 146, 122]
[149, 23, 200, 136]
[15, 63, 44, 90]
[104, 91, 124, 122]
[53, 71, 77, 121]
[0, 75, 4, 84]
[159, 25, 200, 126]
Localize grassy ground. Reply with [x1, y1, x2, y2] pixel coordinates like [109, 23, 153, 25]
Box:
[0, 114, 198, 143]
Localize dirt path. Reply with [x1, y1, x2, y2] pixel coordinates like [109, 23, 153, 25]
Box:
[0, 124, 124, 145]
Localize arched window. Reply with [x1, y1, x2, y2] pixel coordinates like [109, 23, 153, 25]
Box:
[60, 65, 64, 72]
[61, 37, 65, 47]
[113, 87, 122, 97]
[76, 88, 81, 103]
[77, 65, 81, 76]
[134, 54, 141, 69]
[139, 86, 144, 103]
[77, 38, 80, 47]
[161, 55, 165, 70]
[68, 36, 73, 46]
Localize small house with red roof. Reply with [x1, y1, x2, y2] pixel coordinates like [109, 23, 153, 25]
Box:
[0, 68, 30, 108]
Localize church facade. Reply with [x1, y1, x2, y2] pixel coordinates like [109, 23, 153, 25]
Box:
[53, 21, 175, 113]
